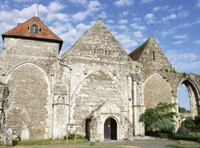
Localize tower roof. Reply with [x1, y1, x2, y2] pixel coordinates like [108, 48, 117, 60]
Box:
[2, 16, 63, 50]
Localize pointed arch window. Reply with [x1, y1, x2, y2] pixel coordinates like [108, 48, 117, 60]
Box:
[29, 22, 40, 34]
[153, 51, 155, 61]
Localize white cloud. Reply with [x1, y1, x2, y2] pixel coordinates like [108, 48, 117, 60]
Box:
[114, 0, 134, 7]
[118, 19, 128, 24]
[162, 14, 177, 21]
[99, 11, 107, 19]
[131, 23, 146, 31]
[173, 40, 185, 45]
[1, 0, 10, 10]
[140, 0, 154, 4]
[115, 34, 138, 53]
[122, 11, 129, 16]
[76, 23, 91, 31]
[196, 0, 200, 8]
[72, 11, 89, 22]
[194, 40, 200, 44]
[133, 31, 143, 38]
[166, 50, 200, 72]
[46, 13, 69, 22]
[88, 0, 102, 12]
[72, 0, 103, 22]
[106, 20, 115, 23]
[178, 11, 189, 18]
[106, 20, 114, 23]
[152, 6, 169, 12]
[161, 27, 177, 38]
[177, 5, 184, 10]
[144, 13, 156, 24]
[68, 0, 87, 5]
[117, 25, 127, 30]
[133, 17, 141, 21]
[48, 1, 66, 13]
[13, 0, 34, 2]
[174, 35, 187, 39]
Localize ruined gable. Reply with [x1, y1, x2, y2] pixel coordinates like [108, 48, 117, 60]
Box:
[129, 36, 172, 80]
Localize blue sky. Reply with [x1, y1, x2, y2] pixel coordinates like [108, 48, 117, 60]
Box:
[0, 0, 198, 109]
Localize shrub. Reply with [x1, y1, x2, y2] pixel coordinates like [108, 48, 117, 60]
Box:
[151, 118, 175, 133]
[165, 69, 168, 72]
[181, 117, 195, 131]
[177, 126, 190, 134]
[183, 72, 187, 77]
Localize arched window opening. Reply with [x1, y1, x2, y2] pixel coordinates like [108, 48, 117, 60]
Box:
[178, 84, 191, 113]
[93, 48, 96, 54]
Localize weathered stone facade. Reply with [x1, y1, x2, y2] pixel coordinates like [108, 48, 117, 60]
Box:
[0, 15, 199, 144]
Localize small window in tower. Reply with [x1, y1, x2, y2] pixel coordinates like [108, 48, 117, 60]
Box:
[105, 50, 107, 55]
[29, 23, 40, 34]
[94, 48, 96, 54]
[153, 51, 155, 61]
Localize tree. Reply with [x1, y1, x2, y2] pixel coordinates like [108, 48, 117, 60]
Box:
[151, 118, 175, 133]
[140, 102, 178, 132]
[179, 106, 187, 113]
[192, 116, 200, 136]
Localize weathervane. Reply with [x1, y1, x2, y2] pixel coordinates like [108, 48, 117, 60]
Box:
[35, 1, 39, 17]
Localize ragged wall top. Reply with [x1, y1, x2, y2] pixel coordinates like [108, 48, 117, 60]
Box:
[130, 36, 172, 81]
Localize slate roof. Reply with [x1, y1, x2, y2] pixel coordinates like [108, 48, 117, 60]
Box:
[2, 16, 63, 50]
[129, 38, 150, 61]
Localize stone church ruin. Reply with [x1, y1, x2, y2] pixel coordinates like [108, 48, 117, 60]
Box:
[0, 3, 200, 145]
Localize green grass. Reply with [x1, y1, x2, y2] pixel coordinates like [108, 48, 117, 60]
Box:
[12, 137, 89, 146]
[170, 140, 200, 146]
[1, 146, 139, 148]
[146, 131, 200, 141]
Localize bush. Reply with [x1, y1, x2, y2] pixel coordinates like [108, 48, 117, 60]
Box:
[151, 118, 175, 133]
[181, 117, 196, 131]
[177, 126, 190, 134]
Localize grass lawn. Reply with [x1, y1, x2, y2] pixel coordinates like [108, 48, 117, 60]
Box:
[0, 146, 139, 148]
[169, 140, 200, 146]
[12, 137, 89, 146]
[1, 137, 140, 148]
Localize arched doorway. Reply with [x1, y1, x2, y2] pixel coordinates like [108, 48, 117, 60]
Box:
[104, 118, 117, 140]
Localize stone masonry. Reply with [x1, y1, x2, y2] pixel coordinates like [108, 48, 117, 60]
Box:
[0, 15, 199, 144]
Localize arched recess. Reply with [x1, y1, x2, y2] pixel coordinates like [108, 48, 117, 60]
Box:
[4, 63, 51, 140]
[177, 78, 200, 117]
[71, 70, 125, 136]
[144, 73, 172, 109]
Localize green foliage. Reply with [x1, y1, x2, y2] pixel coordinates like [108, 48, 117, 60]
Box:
[140, 102, 177, 131]
[171, 90, 174, 94]
[179, 106, 188, 113]
[160, 69, 162, 71]
[181, 117, 195, 132]
[165, 69, 169, 72]
[183, 72, 187, 78]
[173, 69, 176, 73]
[151, 118, 175, 133]
[162, 75, 166, 79]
